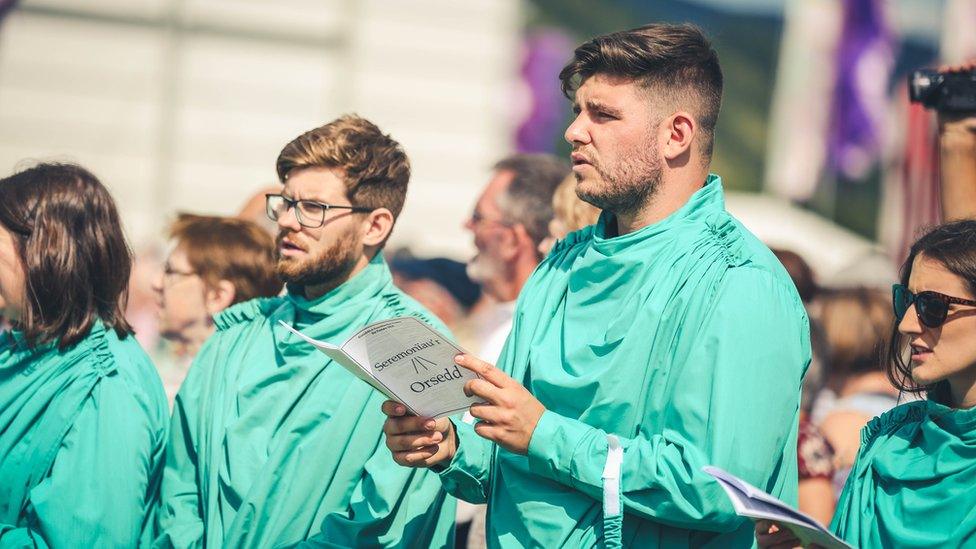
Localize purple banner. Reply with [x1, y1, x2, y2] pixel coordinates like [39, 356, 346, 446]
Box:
[515, 28, 574, 154]
[827, 0, 895, 180]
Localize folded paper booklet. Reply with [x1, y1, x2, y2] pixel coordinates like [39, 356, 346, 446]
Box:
[702, 466, 852, 549]
[278, 317, 480, 418]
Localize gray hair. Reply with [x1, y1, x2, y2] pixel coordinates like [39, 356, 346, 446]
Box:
[493, 153, 570, 250]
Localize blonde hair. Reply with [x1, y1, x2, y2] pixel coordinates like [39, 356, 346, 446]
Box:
[552, 174, 600, 233]
[818, 287, 893, 376]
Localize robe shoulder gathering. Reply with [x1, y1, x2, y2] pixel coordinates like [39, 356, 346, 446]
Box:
[831, 399, 976, 548]
[0, 322, 168, 548]
[154, 254, 456, 548]
[439, 175, 811, 548]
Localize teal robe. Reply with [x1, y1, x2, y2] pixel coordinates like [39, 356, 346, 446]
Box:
[0, 322, 168, 547]
[438, 176, 810, 547]
[154, 255, 456, 548]
[831, 399, 976, 547]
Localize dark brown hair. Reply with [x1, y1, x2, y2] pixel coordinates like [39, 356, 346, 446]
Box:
[559, 23, 723, 160]
[276, 115, 411, 220]
[169, 213, 282, 302]
[0, 163, 133, 348]
[885, 220, 976, 404]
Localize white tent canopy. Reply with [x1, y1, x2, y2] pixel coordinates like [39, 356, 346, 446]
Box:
[725, 192, 898, 289]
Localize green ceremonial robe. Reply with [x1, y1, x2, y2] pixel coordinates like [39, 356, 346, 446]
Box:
[154, 255, 456, 548]
[0, 322, 168, 547]
[831, 399, 976, 547]
[438, 175, 810, 547]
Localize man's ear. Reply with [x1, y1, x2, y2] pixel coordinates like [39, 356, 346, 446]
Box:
[361, 207, 395, 248]
[510, 223, 536, 260]
[662, 111, 697, 161]
[205, 280, 236, 316]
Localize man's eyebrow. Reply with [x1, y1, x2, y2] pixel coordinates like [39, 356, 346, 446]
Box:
[584, 99, 622, 117]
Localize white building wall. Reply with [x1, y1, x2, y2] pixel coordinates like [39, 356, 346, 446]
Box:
[0, 0, 521, 258]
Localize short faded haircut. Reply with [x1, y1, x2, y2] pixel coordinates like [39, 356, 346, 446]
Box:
[559, 23, 723, 161]
[170, 214, 282, 303]
[275, 115, 411, 220]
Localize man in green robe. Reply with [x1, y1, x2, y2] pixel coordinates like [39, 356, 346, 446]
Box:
[154, 115, 455, 548]
[382, 24, 810, 547]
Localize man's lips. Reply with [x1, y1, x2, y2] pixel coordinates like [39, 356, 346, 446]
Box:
[278, 237, 306, 255]
[570, 152, 592, 166]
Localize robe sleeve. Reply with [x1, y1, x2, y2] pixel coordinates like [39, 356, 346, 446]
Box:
[0, 374, 164, 548]
[153, 353, 209, 548]
[299, 418, 454, 547]
[524, 267, 808, 531]
[435, 418, 494, 504]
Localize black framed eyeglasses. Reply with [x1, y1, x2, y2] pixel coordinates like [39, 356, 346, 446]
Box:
[265, 194, 373, 229]
[892, 283, 976, 328]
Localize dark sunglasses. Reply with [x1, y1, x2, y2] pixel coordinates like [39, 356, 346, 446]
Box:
[892, 283, 976, 328]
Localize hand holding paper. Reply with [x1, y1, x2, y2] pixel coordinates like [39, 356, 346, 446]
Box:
[456, 353, 547, 456]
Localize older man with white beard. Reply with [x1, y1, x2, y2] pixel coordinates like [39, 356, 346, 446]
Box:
[463, 154, 569, 365]
[456, 153, 567, 547]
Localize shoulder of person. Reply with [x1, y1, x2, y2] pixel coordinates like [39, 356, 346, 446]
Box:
[544, 223, 598, 261]
[86, 324, 169, 425]
[213, 296, 288, 332]
[860, 400, 931, 447]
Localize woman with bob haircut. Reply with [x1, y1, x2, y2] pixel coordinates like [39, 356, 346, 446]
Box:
[757, 219, 976, 547]
[0, 163, 168, 546]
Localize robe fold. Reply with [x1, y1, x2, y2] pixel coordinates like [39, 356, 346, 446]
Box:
[831, 399, 976, 547]
[0, 322, 168, 548]
[438, 175, 810, 547]
[154, 254, 456, 548]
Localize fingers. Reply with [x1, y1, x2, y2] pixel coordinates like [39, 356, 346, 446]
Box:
[385, 429, 445, 452]
[464, 378, 503, 403]
[467, 401, 505, 424]
[755, 521, 801, 549]
[382, 413, 446, 437]
[391, 445, 441, 466]
[381, 400, 408, 417]
[455, 354, 512, 388]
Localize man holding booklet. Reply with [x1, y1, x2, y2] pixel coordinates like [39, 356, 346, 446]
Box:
[154, 116, 456, 547]
[381, 24, 811, 547]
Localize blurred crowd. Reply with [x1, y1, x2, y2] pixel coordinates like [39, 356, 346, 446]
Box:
[1, 21, 974, 549]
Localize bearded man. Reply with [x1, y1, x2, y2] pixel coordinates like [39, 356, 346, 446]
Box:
[154, 115, 456, 547]
[382, 24, 811, 547]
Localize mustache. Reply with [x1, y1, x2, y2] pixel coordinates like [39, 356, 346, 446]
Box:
[276, 231, 307, 251]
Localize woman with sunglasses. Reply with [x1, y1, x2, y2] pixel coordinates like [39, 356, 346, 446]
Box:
[0, 163, 168, 546]
[756, 219, 976, 547]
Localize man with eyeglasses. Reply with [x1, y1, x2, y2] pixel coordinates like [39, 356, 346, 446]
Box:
[456, 153, 568, 546]
[154, 115, 456, 547]
[463, 154, 568, 371]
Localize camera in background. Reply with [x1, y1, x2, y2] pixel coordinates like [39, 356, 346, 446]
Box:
[909, 68, 976, 111]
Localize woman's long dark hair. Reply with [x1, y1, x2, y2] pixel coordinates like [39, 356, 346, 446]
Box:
[0, 163, 133, 349]
[885, 220, 976, 405]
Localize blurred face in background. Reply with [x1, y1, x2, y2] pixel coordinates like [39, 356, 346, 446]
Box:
[899, 254, 976, 404]
[565, 74, 663, 215]
[274, 167, 364, 291]
[0, 224, 25, 321]
[464, 170, 516, 299]
[152, 243, 211, 343]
